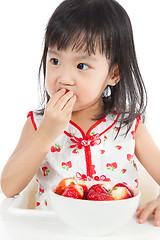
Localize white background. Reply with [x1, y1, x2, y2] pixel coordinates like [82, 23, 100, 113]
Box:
[0, 0, 159, 173]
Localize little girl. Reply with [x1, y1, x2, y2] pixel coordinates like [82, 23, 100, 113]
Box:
[1, 0, 160, 226]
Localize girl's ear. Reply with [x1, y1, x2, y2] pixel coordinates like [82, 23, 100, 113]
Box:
[107, 64, 120, 86]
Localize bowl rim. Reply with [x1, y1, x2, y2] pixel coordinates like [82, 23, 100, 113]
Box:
[50, 183, 141, 204]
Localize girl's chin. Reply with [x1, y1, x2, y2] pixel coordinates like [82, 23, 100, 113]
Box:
[72, 102, 98, 113]
[72, 103, 87, 112]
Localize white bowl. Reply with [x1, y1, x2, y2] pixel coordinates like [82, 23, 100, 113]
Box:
[50, 181, 141, 236]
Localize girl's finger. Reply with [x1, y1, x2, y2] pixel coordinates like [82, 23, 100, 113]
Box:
[154, 205, 160, 227]
[55, 91, 74, 111]
[137, 201, 157, 224]
[136, 203, 148, 218]
[47, 88, 66, 108]
[62, 95, 77, 114]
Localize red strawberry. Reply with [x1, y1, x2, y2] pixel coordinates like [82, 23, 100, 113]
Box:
[115, 145, 122, 150]
[72, 149, 79, 154]
[51, 145, 61, 152]
[51, 146, 57, 152]
[42, 167, 49, 176]
[121, 169, 127, 174]
[112, 162, 117, 168]
[104, 136, 108, 141]
[127, 154, 134, 161]
[55, 178, 77, 195]
[131, 131, 135, 139]
[66, 161, 72, 168]
[113, 127, 119, 131]
[134, 179, 139, 188]
[62, 183, 84, 199]
[44, 200, 47, 206]
[61, 161, 72, 171]
[87, 191, 113, 201]
[87, 184, 108, 194]
[64, 89, 70, 93]
[39, 188, 44, 195]
[106, 162, 118, 171]
[110, 183, 134, 200]
[100, 150, 105, 154]
[76, 180, 88, 199]
[36, 202, 40, 207]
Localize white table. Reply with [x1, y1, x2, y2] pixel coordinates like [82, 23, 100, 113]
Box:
[0, 191, 160, 240]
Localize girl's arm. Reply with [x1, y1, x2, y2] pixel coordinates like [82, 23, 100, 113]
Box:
[135, 121, 160, 226]
[0, 89, 76, 198]
[0, 118, 53, 198]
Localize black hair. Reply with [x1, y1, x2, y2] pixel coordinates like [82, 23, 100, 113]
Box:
[38, 0, 147, 136]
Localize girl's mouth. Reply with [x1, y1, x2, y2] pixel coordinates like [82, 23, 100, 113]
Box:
[58, 88, 70, 93]
[65, 89, 70, 93]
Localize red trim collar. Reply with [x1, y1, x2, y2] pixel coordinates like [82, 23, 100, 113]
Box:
[64, 114, 119, 140]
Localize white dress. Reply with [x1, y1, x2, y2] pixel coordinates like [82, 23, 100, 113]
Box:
[27, 111, 140, 210]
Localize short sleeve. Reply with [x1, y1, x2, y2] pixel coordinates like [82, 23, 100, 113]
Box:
[27, 111, 37, 131]
[135, 116, 141, 132]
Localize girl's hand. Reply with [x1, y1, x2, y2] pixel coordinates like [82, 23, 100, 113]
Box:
[136, 194, 160, 227]
[38, 89, 76, 146]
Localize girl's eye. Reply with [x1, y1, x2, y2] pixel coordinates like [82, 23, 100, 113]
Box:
[77, 63, 89, 70]
[50, 58, 61, 65]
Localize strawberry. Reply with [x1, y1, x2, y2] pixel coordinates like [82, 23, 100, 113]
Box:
[65, 89, 70, 93]
[72, 149, 79, 154]
[61, 161, 72, 171]
[76, 180, 88, 198]
[100, 149, 105, 154]
[42, 166, 49, 176]
[127, 154, 134, 161]
[106, 162, 117, 171]
[87, 191, 113, 201]
[44, 200, 47, 206]
[87, 184, 108, 194]
[104, 136, 108, 141]
[62, 183, 84, 199]
[115, 145, 122, 150]
[55, 178, 77, 195]
[86, 184, 111, 201]
[110, 183, 134, 200]
[121, 169, 127, 174]
[51, 144, 61, 153]
[131, 130, 135, 139]
[36, 202, 40, 207]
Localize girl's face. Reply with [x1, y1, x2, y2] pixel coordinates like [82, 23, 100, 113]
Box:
[45, 46, 114, 113]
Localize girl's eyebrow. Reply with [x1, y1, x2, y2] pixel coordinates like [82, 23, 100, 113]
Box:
[73, 55, 97, 62]
[48, 49, 97, 62]
[48, 49, 61, 56]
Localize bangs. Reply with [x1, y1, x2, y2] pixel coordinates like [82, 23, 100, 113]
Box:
[45, 0, 113, 57]
[46, 28, 111, 57]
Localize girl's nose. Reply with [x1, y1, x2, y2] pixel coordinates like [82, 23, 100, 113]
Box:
[58, 68, 75, 86]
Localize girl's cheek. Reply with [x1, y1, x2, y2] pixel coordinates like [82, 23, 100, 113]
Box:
[45, 81, 52, 97]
